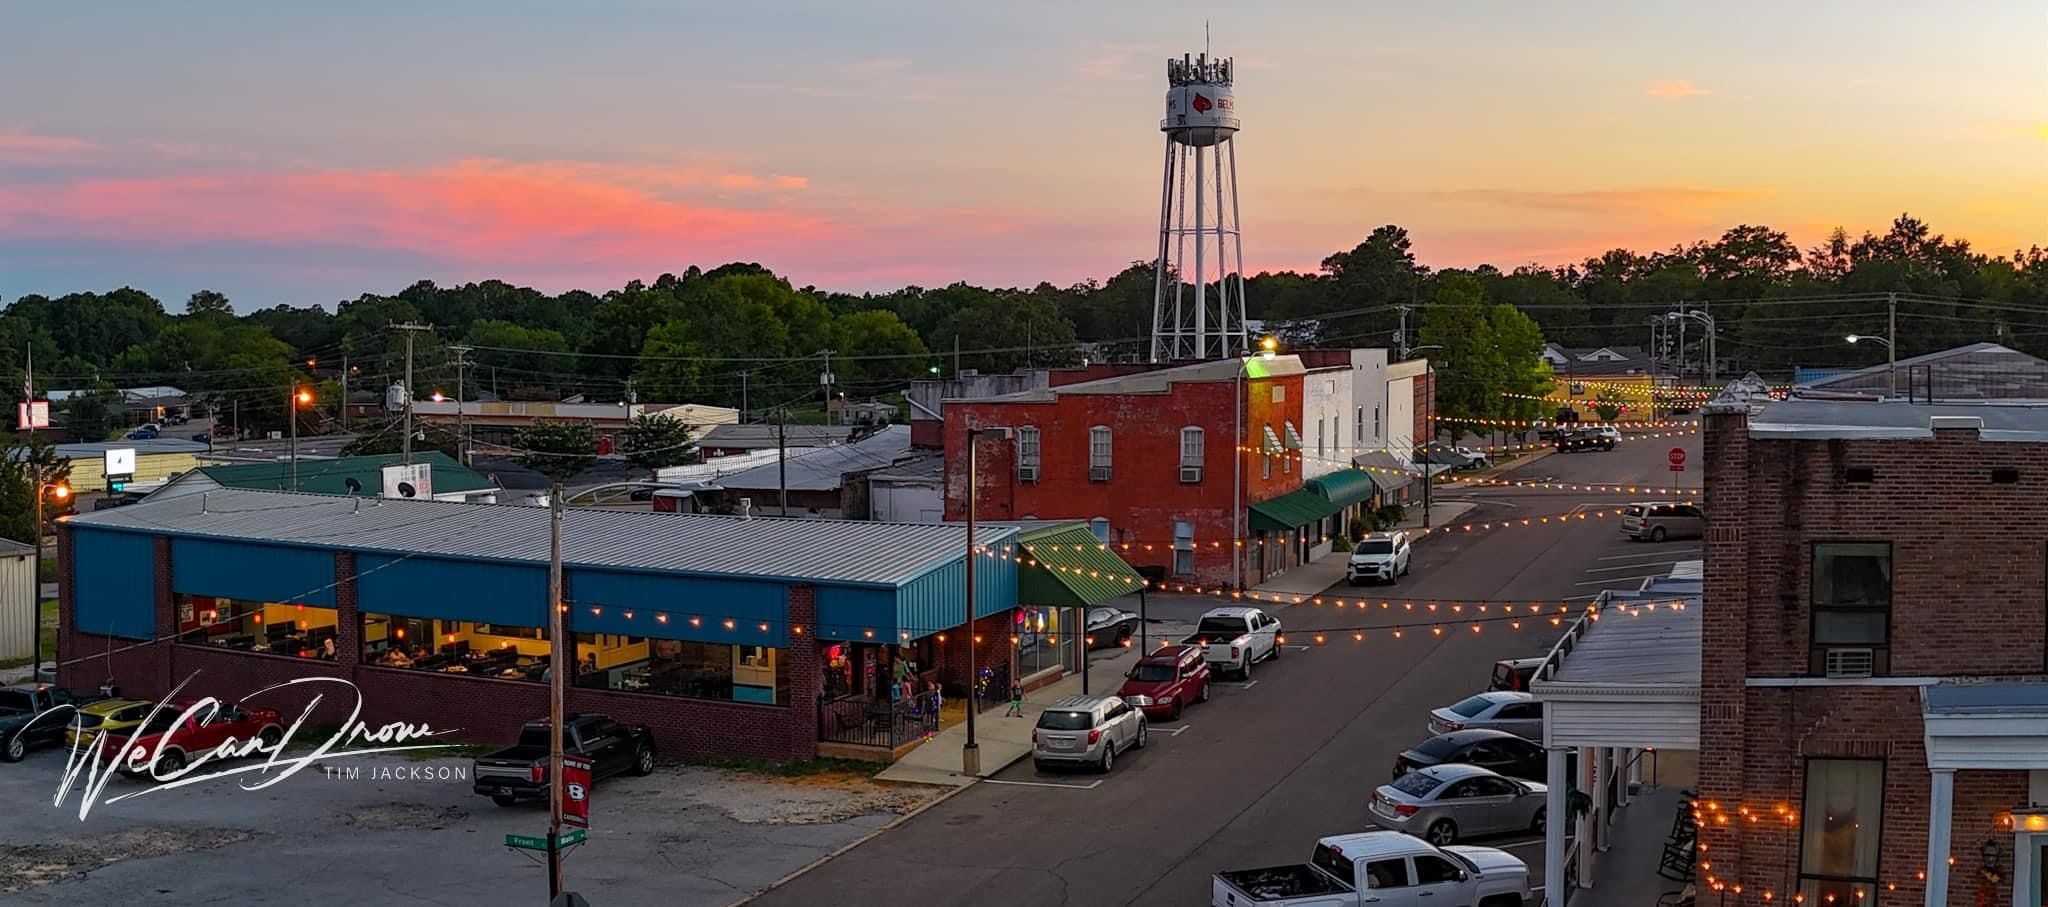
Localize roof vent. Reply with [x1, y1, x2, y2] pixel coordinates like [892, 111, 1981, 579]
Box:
[1929, 415, 1984, 433]
[1993, 468, 2020, 485]
[1845, 467, 1875, 484]
[739, 497, 753, 520]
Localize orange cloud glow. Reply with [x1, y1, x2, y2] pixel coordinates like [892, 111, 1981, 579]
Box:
[1422, 186, 1773, 218]
[1645, 79, 1712, 99]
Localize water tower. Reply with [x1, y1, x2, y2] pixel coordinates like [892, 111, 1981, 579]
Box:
[1150, 51, 1249, 363]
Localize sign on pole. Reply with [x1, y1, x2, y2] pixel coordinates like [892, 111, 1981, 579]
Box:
[505, 834, 548, 851]
[561, 755, 592, 828]
[16, 401, 48, 430]
[1668, 447, 1687, 473]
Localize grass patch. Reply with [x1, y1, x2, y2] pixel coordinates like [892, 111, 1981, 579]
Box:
[1, 601, 62, 667]
[684, 754, 882, 779]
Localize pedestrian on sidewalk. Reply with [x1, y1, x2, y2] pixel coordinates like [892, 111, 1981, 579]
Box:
[1004, 682, 1024, 717]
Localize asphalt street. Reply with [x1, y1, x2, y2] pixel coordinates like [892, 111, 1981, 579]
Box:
[749, 423, 1702, 907]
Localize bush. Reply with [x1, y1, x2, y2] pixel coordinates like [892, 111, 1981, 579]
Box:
[1349, 515, 1372, 540]
[1331, 536, 1353, 553]
[1373, 504, 1407, 529]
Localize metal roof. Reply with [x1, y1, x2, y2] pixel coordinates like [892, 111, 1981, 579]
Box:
[175, 451, 497, 496]
[1751, 398, 2048, 441]
[1923, 683, 2048, 716]
[67, 487, 1014, 588]
[1013, 524, 1145, 609]
[1797, 342, 2048, 399]
[0, 538, 32, 557]
[984, 355, 1308, 402]
[715, 425, 914, 492]
[11, 438, 210, 460]
[866, 453, 944, 483]
[699, 423, 853, 450]
[1545, 596, 1701, 686]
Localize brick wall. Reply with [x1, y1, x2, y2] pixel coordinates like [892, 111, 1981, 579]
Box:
[1699, 410, 2042, 906]
[60, 531, 827, 763]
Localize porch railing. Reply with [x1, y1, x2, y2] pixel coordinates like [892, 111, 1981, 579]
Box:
[817, 691, 941, 748]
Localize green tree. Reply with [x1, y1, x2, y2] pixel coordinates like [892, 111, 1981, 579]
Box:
[832, 309, 928, 391]
[0, 438, 71, 545]
[516, 419, 597, 483]
[633, 322, 708, 406]
[1592, 389, 1624, 422]
[60, 388, 122, 441]
[620, 413, 697, 475]
[185, 290, 235, 318]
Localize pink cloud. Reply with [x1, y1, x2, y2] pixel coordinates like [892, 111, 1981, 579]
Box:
[1645, 79, 1712, 100]
[0, 129, 98, 162]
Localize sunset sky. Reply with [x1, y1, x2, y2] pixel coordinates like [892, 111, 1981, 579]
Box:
[2, 1, 2042, 309]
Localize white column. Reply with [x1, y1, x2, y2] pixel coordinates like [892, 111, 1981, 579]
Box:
[1927, 769, 1955, 907]
[1593, 748, 1613, 852]
[1546, 748, 1569, 907]
[1577, 747, 1596, 885]
[2013, 832, 2032, 907]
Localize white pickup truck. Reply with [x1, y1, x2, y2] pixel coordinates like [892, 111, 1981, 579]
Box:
[1213, 831, 1530, 907]
[1181, 606, 1281, 680]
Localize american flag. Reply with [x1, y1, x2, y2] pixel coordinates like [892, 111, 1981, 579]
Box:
[20, 342, 28, 402]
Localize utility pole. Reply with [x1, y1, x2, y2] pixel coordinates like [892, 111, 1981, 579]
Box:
[1887, 292, 1898, 398]
[777, 420, 789, 516]
[740, 371, 749, 422]
[953, 335, 960, 377]
[819, 350, 835, 426]
[339, 351, 350, 432]
[545, 484, 567, 898]
[1396, 301, 1410, 360]
[449, 345, 473, 466]
[390, 322, 433, 465]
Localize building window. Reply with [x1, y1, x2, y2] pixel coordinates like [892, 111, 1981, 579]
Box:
[1334, 417, 1341, 456]
[1173, 521, 1195, 576]
[1089, 518, 1110, 543]
[1015, 606, 1067, 680]
[1263, 449, 1272, 479]
[1355, 407, 1364, 442]
[1317, 418, 1326, 458]
[1016, 426, 1041, 474]
[1089, 425, 1112, 481]
[1374, 405, 1381, 439]
[1811, 542, 1891, 675]
[1798, 759, 1884, 906]
[176, 594, 340, 660]
[1180, 426, 1205, 481]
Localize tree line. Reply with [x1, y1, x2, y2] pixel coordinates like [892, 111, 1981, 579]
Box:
[2, 213, 2043, 441]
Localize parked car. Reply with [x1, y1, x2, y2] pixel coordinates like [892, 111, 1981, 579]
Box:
[1487, 657, 1543, 692]
[1393, 729, 1546, 782]
[100, 700, 285, 777]
[1554, 429, 1613, 452]
[1032, 694, 1146, 772]
[124, 428, 158, 440]
[191, 432, 211, 443]
[1118, 644, 1211, 720]
[1427, 691, 1543, 740]
[1415, 444, 1481, 471]
[1347, 531, 1412, 586]
[1086, 606, 1141, 649]
[1369, 763, 1549, 844]
[1211, 830, 1531, 907]
[1621, 501, 1706, 542]
[1180, 606, 1281, 679]
[473, 714, 657, 807]
[66, 698, 157, 750]
[0, 684, 100, 762]
[1457, 447, 1491, 469]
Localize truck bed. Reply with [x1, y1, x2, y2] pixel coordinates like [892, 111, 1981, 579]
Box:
[1215, 864, 1351, 901]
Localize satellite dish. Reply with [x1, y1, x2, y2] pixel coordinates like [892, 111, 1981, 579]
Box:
[344, 478, 363, 494]
[397, 481, 418, 498]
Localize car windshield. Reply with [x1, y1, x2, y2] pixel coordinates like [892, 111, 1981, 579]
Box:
[1129, 664, 1175, 684]
[1624, 505, 1646, 516]
[0, 690, 33, 714]
[1037, 710, 1093, 731]
[1357, 540, 1393, 554]
[1412, 734, 1467, 758]
[1392, 772, 1445, 797]
[1194, 618, 1248, 638]
[1447, 695, 1495, 718]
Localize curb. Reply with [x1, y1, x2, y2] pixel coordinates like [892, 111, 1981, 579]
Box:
[725, 776, 982, 906]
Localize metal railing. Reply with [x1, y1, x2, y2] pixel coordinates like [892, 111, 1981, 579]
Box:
[1531, 590, 1604, 687]
[816, 691, 941, 748]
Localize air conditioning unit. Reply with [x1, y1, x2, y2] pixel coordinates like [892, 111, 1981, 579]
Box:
[1823, 648, 1875, 679]
[1180, 466, 1204, 484]
[1089, 466, 1112, 483]
[1016, 465, 1039, 483]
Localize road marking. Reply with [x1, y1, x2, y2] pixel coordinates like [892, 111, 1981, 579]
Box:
[1219, 680, 1259, 689]
[1287, 645, 1312, 651]
[1583, 560, 1685, 573]
[1574, 574, 1665, 587]
[1153, 725, 1191, 736]
[984, 778, 1104, 790]
[1596, 549, 1700, 561]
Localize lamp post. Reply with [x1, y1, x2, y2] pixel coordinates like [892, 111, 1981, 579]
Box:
[289, 385, 312, 491]
[32, 479, 69, 683]
[1665, 311, 1718, 383]
[1846, 332, 1897, 397]
[1408, 346, 1444, 530]
[962, 425, 1011, 777]
[1233, 337, 1279, 590]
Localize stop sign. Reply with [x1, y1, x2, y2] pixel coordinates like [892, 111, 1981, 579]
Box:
[1668, 447, 1687, 471]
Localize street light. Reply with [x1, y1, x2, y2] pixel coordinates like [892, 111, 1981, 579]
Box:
[290, 386, 312, 491]
[32, 480, 69, 683]
[1845, 334, 1891, 348]
[961, 425, 1011, 777]
[1846, 333, 1898, 397]
[1408, 346, 1444, 530]
[1233, 338, 1281, 589]
[1665, 311, 1718, 383]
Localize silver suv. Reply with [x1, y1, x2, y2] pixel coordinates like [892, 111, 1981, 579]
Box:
[1032, 694, 1148, 772]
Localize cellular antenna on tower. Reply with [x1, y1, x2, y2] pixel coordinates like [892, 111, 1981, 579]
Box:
[1149, 47, 1248, 363]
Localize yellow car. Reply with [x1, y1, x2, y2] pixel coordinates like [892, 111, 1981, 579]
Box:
[66, 699, 155, 749]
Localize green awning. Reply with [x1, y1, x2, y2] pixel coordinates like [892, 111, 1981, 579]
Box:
[1248, 488, 1343, 532]
[1305, 469, 1376, 508]
[1014, 524, 1147, 608]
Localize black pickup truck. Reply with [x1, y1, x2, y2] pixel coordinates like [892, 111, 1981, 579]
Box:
[1, 684, 104, 762]
[472, 714, 657, 806]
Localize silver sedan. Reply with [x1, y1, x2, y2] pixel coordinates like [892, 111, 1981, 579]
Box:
[1368, 763, 1549, 845]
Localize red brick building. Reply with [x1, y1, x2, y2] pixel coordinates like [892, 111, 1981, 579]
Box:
[1696, 390, 2048, 907]
[941, 356, 1311, 588]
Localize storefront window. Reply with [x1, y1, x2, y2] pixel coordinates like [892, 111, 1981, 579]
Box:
[1016, 606, 1068, 680]
[605, 639, 790, 704]
[361, 613, 547, 679]
[1798, 759, 1884, 906]
[177, 594, 340, 660]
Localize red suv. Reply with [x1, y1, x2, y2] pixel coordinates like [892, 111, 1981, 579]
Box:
[101, 700, 286, 778]
[1117, 645, 1211, 720]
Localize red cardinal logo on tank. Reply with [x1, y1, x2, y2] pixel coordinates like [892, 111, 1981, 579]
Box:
[1192, 93, 1212, 112]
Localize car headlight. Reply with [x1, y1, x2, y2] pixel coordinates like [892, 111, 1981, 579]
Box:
[1158, 696, 1175, 705]
[1125, 695, 1152, 706]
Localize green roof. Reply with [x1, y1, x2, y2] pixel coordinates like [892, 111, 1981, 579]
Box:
[1305, 469, 1376, 508]
[1014, 524, 1146, 609]
[196, 451, 496, 496]
[1248, 487, 1342, 532]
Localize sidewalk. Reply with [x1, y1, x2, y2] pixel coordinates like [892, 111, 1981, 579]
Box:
[1246, 501, 1481, 600]
[875, 645, 1145, 788]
